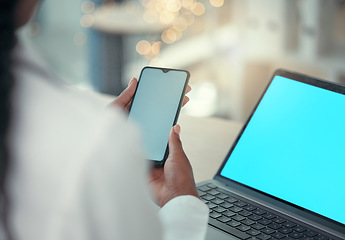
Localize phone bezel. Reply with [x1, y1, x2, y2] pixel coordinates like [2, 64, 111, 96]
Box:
[128, 66, 190, 167]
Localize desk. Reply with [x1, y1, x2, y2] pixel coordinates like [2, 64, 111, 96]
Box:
[178, 115, 242, 183]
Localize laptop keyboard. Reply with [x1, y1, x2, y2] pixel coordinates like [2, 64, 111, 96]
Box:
[198, 183, 335, 240]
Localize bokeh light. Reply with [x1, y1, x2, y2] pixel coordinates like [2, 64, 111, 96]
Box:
[191, 2, 205, 16]
[210, 0, 224, 8]
[81, 1, 95, 14]
[80, 14, 94, 28]
[136, 40, 152, 55]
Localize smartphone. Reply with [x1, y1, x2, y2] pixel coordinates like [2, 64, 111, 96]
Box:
[128, 66, 190, 167]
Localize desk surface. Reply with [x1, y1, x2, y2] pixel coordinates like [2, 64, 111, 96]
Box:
[178, 114, 242, 183]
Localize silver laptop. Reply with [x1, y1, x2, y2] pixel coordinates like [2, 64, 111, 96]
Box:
[197, 69, 345, 240]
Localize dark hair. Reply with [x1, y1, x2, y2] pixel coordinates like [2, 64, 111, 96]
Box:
[0, 0, 17, 239]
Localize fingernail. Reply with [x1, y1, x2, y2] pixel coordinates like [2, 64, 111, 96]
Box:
[174, 124, 181, 135]
[128, 78, 135, 86]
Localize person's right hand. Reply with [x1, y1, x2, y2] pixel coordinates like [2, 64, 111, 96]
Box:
[149, 125, 199, 207]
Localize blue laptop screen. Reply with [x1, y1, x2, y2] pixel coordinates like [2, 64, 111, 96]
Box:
[221, 76, 345, 225]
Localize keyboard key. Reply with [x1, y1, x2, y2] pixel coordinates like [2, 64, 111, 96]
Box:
[293, 226, 307, 233]
[203, 194, 216, 201]
[220, 202, 234, 209]
[227, 220, 241, 227]
[211, 198, 224, 205]
[268, 223, 282, 230]
[237, 224, 251, 232]
[232, 214, 246, 221]
[253, 209, 267, 215]
[304, 230, 318, 237]
[289, 232, 304, 239]
[278, 228, 293, 234]
[257, 233, 272, 240]
[246, 229, 261, 236]
[283, 222, 297, 228]
[243, 205, 257, 211]
[234, 201, 248, 207]
[198, 185, 211, 191]
[239, 210, 253, 217]
[230, 206, 243, 212]
[241, 218, 256, 226]
[201, 199, 209, 204]
[251, 223, 266, 230]
[223, 210, 236, 217]
[258, 219, 272, 225]
[261, 227, 276, 235]
[209, 212, 222, 218]
[209, 218, 251, 239]
[197, 190, 206, 197]
[263, 213, 277, 219]
[248, 214, 263, 221]
[217, 193, 229, 199]
[218, 216, 231, 223]
[271, 232, 286, 239]
[207, 183, 217, 189]
[206, 202, 217, 209]
[272, 217, 287, 224]
[208, 189, 221, 196]
[226, 196, 238, 203]
[214, 206, 227, 213]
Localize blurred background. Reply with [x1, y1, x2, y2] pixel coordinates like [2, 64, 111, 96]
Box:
[19, 0, 345, 122]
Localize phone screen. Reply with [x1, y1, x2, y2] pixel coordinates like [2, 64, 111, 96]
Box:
[128, 67, 189, 164]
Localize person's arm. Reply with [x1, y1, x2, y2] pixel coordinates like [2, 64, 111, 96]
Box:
[111, 78, 209, 240]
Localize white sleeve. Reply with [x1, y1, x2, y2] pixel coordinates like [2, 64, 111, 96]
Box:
[55, 109, 209, 240]
[159, 196, 209, 240]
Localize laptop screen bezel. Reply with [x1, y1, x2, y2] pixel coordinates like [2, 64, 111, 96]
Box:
[215, 69, 345, 234]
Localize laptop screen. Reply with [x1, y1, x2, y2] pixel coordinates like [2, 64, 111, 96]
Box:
[220, 74, 345, 225]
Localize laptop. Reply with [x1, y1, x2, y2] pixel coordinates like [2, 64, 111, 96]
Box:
[197, 69, 345, 240]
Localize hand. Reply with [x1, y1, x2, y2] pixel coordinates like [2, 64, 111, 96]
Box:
[111, 77, 192, 112]
[111, 77, 138, 112]
[149, 125, 199, 207]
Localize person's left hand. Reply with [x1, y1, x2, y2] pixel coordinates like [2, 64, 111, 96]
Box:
[111, 77, 192, 112]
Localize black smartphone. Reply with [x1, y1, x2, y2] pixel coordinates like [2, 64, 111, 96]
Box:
[128, 66, 190, 167]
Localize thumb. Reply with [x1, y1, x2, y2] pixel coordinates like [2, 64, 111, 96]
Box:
[168, 125, 183, 154]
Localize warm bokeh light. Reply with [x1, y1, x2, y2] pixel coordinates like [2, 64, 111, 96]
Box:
[138, 0, 222, 57]
[81, 1, 95, 14]
[151, 41, 162, 55]
[191, 2, 205, 16]
[166, 0, 182, 12]
[181, 0, 195, 9]
[210, 0, 224, 8]
[161, 29, 177, 44]
[80, 14, 94, 28]
[136, 40, 152, 55]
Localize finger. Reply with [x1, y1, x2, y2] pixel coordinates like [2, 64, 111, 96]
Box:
[182, 96, 189, 107]
[113, 78, 137, 108]
[168, 125, 183, 154]
[125, 99, 132, 112]
[186, 85, 192, 94]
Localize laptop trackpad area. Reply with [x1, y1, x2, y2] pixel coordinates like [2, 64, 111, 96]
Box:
[206, 226, 238, 240]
